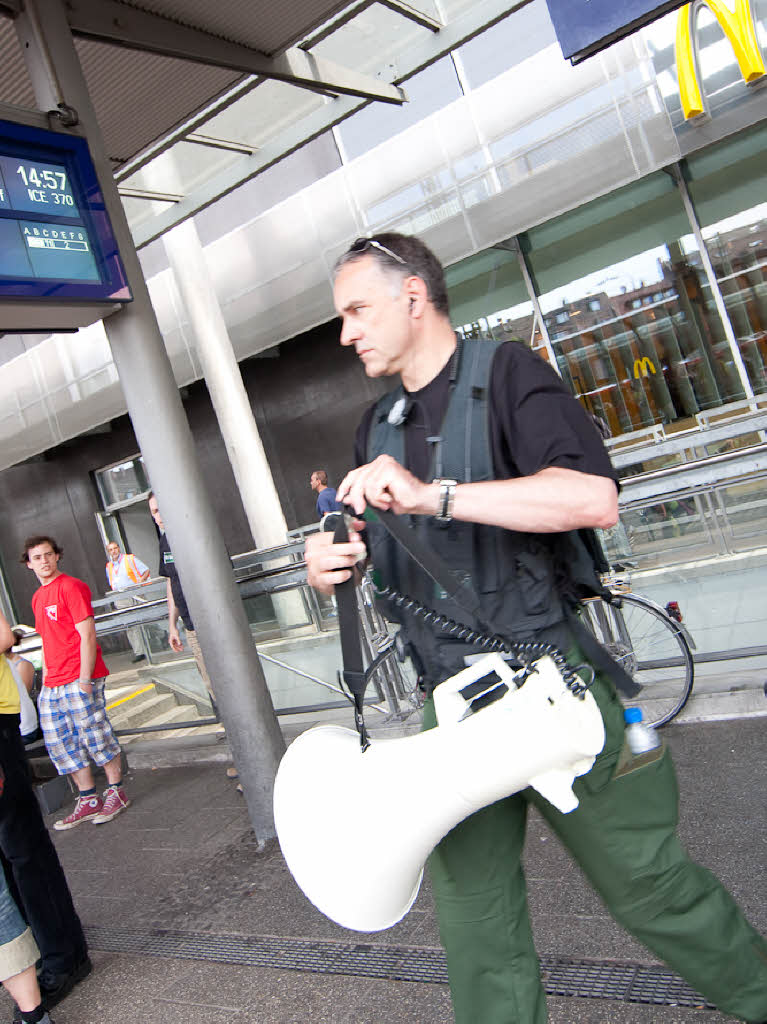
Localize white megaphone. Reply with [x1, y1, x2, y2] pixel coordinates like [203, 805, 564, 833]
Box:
[273, 653, 605, 933]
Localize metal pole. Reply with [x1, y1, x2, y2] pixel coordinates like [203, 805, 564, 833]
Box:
[495, 238, 561, 376]
[668, 162, 756, 405]
[16, 0, 286, 842]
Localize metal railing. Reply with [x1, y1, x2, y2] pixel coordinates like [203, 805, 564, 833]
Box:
[19, 549, 413, 739]
[16, 400, 767, 740]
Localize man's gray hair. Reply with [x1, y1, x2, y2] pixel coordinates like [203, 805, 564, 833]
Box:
[334, 232, 450, 317]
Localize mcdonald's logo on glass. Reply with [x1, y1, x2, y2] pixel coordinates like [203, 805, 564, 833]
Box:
[634, 356, 657, 378]
[676, 0, 766, 119]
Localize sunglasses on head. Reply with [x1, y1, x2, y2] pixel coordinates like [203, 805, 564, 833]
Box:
[348, 236, 407, 267]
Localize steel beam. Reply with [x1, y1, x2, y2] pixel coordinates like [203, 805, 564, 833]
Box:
[301, 0, 441, 49]
[131, 0, 532, 246]
[118, 186, 184, 202]
[65, 0, 406, 103]
[115, 77, 264, 183]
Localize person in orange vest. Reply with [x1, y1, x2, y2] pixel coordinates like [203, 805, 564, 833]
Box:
[105, 541, 151, 663]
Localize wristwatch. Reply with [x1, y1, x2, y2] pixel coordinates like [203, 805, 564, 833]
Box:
[433, 478, 457, 523]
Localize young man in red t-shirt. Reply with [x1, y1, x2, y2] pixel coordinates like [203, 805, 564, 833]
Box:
[23, 535, 129, 829]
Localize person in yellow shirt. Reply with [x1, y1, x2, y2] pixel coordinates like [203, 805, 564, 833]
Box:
[0, 609, 90, 1013]
[0, 623, 20, 714]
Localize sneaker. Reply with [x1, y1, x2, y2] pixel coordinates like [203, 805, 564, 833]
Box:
[53, 795, 103, 831]
[92, 785, 130, 824]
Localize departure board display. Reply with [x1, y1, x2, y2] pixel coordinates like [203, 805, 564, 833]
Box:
[0, 119, 131, 308]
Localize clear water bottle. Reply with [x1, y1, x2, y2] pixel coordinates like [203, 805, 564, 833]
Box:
[624, 707, 660, 754]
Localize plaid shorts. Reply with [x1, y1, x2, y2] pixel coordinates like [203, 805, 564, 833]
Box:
[38, 678, 121, 775]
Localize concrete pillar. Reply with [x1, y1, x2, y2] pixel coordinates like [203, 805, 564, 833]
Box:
[16, 0, 286, 842]
[164, 219, 289, 546]
[163, 217, 305, 627]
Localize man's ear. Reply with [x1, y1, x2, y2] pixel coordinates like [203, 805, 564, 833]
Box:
[404, 276, 428, 316]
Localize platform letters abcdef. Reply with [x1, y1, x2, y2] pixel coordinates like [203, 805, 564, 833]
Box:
[546, 0, 689, 64]
[0, 117, 131, 332]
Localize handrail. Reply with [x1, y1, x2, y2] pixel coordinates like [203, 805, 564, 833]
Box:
[611, 412, 767, 470]
[618, 443, 767, 505]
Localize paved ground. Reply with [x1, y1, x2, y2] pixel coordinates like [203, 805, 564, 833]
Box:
[2, 713, 765, 1024]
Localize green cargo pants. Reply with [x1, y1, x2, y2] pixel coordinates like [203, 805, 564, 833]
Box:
[425, 660, 767, 1024]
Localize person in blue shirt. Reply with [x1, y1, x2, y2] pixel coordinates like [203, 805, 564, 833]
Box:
[310, 470, 343, 520]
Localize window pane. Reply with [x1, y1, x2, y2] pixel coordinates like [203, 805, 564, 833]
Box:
[687, 126, 767, 397]
[335, 57, 462, 162]
[446, 247, 538, 354]
[456, 3, 558, 90]
[96, 458, 149, 508]
[526, 173, 746, 435]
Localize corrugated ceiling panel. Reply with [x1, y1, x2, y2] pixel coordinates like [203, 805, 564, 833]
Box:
[0, 16, 36, 109]
[121, 0, 354, 56]
[74, 37, 242, 164]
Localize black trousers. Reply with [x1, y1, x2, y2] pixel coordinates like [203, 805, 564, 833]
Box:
[0, 715, 87, 980]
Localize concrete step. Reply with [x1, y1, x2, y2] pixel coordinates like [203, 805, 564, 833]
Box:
[124, 732, 231, 769]
[118, 703, 207, 747]
[151, 676, 214, 716]
[674, 684, 767, 724]
[107, 689, 180, 729]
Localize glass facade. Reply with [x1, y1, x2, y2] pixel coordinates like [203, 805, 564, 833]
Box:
[2, 0, 767, 482]
[687, 123, 767, 397]
[445, 153, 765, 437]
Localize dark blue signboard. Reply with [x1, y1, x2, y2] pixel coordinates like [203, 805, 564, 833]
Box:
[0, 119, 131, 305]
[545, 0, 688, 64]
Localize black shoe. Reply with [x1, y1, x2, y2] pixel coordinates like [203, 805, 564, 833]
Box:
[13, 1010, 56, 1024]
[36, 955, 92, 1011]
[131, 653, 146, 663]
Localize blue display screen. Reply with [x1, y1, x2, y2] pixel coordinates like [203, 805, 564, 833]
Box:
[545, 0, 687, 63]
[0, 119, 131, 303]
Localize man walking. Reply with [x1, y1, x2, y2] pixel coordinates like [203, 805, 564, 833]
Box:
[309, 470, 342, 520]
[305, 232, 767, 1024]
[147, 492, 214, 698]
[105, 540, 150, 663]
[23, 535, 129, 829]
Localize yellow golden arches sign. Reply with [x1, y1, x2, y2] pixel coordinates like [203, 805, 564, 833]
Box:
[676, 0, 766, 119]
[634, 356, 657, 378]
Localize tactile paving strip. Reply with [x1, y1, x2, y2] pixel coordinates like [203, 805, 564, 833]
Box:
[85, 926, 713, 1009]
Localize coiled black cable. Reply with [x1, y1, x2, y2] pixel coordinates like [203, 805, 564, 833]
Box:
[375, 584, 593, 698]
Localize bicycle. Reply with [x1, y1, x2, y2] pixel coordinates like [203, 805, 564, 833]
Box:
[580, 572, 696, 728]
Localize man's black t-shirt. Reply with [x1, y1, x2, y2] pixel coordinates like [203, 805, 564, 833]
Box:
[354, 340, 617, 487]
[157, 532, 194, 631]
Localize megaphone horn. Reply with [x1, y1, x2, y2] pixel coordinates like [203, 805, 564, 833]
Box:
[273, 653, 605, 933]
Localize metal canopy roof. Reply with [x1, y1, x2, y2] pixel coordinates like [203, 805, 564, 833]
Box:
[0, 0, 407, 159]
[0, 0, 524, 247]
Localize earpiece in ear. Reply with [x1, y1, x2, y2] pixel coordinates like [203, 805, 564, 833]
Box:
[409, 297, 415, 313]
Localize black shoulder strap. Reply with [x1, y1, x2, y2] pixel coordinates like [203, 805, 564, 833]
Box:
[437, 338, 501, 483]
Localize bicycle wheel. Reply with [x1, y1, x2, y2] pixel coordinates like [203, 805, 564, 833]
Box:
[581, 592, 694, 728]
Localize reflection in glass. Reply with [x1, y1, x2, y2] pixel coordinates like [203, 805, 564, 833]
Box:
[528, 244, 746, 434]
[96, 457, 150, 508]
[693, 204, 767, 396]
